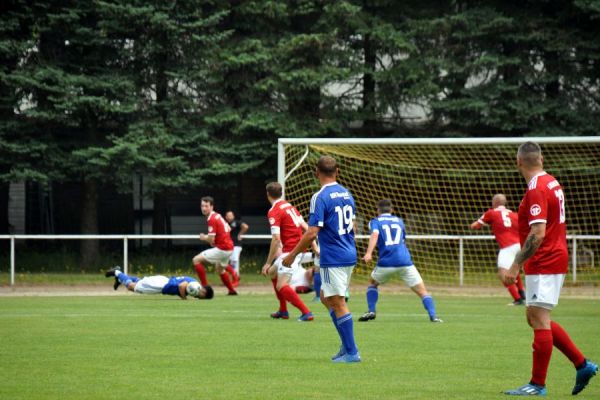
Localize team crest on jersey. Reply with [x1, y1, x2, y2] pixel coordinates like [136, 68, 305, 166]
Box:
[269, 217, 275, 225]
[530, 204, 541, 216]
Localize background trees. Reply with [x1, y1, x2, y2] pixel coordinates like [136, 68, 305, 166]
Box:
[2, 0, 599, 253]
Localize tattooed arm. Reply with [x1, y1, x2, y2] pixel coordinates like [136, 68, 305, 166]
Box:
[500, 223, 546, 285]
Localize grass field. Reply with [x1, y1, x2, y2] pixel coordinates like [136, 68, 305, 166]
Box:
[1, 291, 599, 400]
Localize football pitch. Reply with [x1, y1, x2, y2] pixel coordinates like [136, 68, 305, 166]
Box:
[1, 292, 598, 399]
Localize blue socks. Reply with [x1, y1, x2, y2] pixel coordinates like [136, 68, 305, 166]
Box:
[366, 285, 378, 313]
[422, 295, 436, 319]
[330, 309, 359, 355]
[313, 271, 321, 296]
[336, 313, 358, 355]
[115, 270, 139, 287]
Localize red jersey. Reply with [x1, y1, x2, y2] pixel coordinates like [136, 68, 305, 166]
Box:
[477, 206, 520, 249]
[207, 211, 234, 251]
[518, 172, 568, 275]
[268, 199, 304, 252]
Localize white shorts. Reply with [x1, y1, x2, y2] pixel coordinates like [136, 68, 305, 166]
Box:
[299, 252, 320, 268]
[497, 243, 520, 269]
[525, 274, 565, 310]
[274, 252, 304, 278]
[198, 247, 233, 267]
[289, 267, 310, 289]
[229, 246, 243, 263]
[321, 266, 354, 297]
[133, 276, 169, 295]
[371, 265, 423, 288]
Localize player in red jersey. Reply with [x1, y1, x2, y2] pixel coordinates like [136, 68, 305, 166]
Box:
[502, 142, 597, 396]
[192, 196, 238, 295]
[470, 194, 525, 305]
[261, 182, 313, 321]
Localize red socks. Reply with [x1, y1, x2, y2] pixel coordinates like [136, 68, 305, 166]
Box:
[279, 285, 310, 315]
[194, 263, 208, 286]
[551, 321, 585, 367]
[219, 272, 237, 294]
[504, 282, 521, 301]
[531, 329, 553, 386]
[226, 265, 240, 287]
[271, 278, 287, 312]
[515, 273, 524, 291]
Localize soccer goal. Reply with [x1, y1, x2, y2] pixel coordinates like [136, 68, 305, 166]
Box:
[278, 137, 600, 288]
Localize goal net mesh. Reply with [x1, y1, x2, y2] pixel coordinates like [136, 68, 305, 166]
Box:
[282, 140, 600, 288]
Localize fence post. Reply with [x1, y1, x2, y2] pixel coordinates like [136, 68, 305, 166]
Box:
[459, 237, 464, 286]
[572, 236, 577, 283]
[10, 235, 15, 286]
[123, 236, 128, 275]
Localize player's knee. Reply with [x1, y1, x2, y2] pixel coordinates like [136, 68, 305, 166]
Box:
[193, 255, 203, 264]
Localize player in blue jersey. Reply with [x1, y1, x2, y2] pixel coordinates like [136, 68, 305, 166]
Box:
[105, 266, 214, 299]
[359, 199, 442, 323]
[283, 155, 360, 363]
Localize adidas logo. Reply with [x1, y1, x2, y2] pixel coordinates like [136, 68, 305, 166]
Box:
[532, 294, 537, 300]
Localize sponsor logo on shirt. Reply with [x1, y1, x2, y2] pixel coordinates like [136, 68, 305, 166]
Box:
[530, 204, 541, 216]
[329, 191, 350, 199]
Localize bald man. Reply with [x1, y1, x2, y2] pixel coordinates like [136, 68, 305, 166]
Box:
[501, 141, 597, 396]
[471, 194, 525, 305]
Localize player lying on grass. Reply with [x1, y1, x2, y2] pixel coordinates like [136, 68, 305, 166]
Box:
[105, 267, 214, 300]
[360, 198, 442, 323]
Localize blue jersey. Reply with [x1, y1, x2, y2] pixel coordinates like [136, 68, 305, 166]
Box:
[161, 276, 196, 295]
[308, 182, 357, 267]
[369, 214, 413, 267]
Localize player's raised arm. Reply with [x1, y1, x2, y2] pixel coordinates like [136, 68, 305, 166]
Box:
[470, 220, 483, 230]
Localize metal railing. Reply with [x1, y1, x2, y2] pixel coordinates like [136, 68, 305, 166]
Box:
[1, 234, 597, 286]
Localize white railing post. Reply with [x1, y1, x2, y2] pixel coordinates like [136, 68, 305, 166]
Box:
[10, 235, 15, 286]
[572, 236, 577, 283]
[459, 237, 464, 286]
[123, 236, 128, 275]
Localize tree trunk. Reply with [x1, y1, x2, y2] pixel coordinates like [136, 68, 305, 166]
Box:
[79, 178, 99, 269]
[362, 33, 377, 134]
[152, 190, 168, 249]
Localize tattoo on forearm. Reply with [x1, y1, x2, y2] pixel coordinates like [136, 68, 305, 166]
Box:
[514, 233, 542, 265]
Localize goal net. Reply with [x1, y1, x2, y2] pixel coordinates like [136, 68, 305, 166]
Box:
[279, 138, 600, 288]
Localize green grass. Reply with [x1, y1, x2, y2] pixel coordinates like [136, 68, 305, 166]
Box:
[0, 292, 599, 399]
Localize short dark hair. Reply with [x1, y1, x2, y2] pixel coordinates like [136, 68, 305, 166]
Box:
[377, 199, 393, 213]
[316, 155, 338, 176]
[266, 182, 282, 199]
[202, 285, 214, 299]
[201, 196, 214, 206]
[517, 141, 542, 167]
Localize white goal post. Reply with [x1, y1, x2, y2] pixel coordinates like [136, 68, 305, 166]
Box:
[278, 137, 600, 288]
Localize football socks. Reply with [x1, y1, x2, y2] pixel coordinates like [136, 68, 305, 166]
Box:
[551, 321, 585, 367]
[366, 285, 378, 313]
[421, 295, 437, 320]
[531, 329, 553, 386]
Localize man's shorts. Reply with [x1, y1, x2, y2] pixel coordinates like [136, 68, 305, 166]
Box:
[198, 247, 233, 267]
[525, 274, 565, 310]
[134, 275, 170, 294]
[497, 243, 520, 269]
[371, 265, 423, 288]
[274, 252, 304, 278]
[321, 266, 355, 297]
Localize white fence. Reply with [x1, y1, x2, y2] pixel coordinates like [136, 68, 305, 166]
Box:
[1, 234, 597, 286]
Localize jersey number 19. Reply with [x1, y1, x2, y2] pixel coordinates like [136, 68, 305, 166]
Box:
[334, 205, 354, 235]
